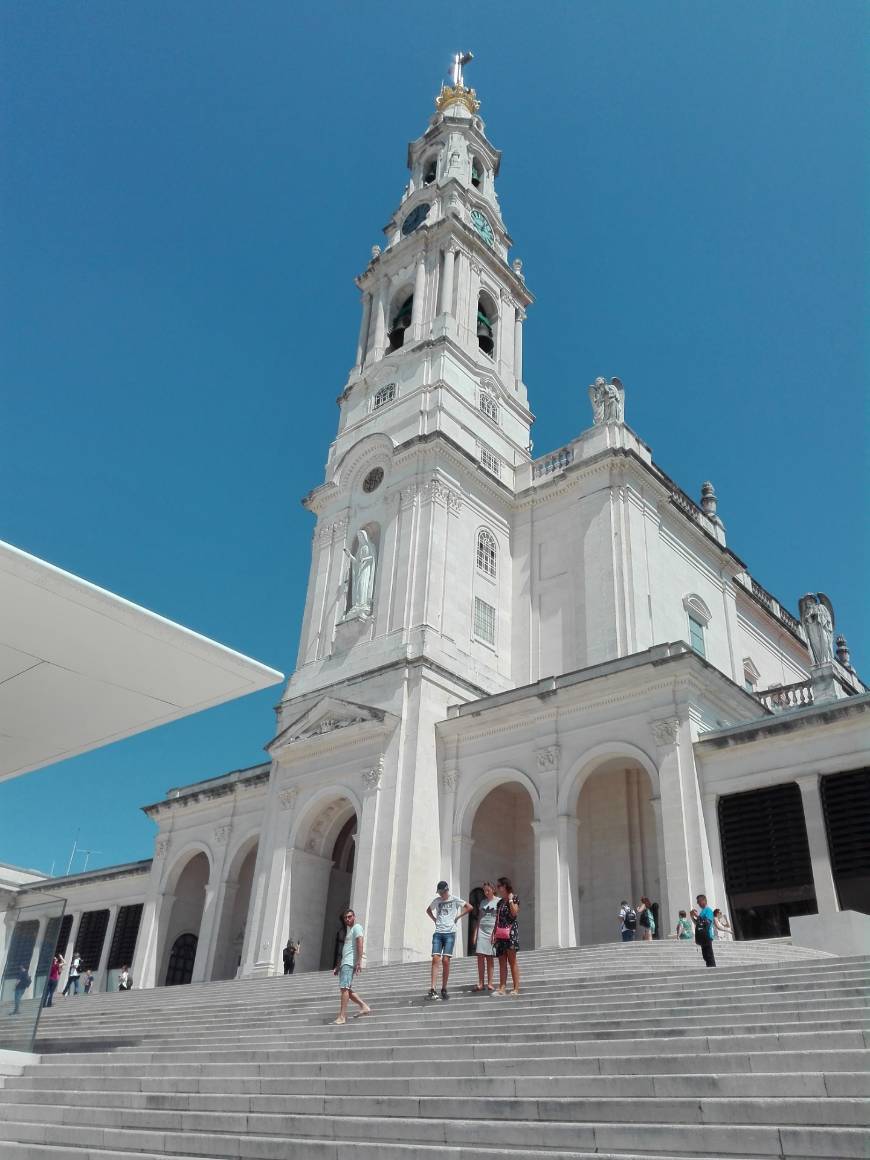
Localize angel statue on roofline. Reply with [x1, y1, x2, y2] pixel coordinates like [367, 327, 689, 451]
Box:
[589, 376, 625, 425]
[798, 592, 835, 666]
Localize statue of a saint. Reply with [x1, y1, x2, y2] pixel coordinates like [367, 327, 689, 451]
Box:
[798, 592, 835, 666]
[343, 529, 376, 615]
[588, 376, 624, 425]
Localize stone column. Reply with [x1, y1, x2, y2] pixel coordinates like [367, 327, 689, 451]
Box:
[438, 769, 460, 879]
[438, 247, 455, 315]
[499, 294, 515, 380]
[96, 904, 119, 992]
[450, 834, 475, 958]
[531, 819, 562, 948]
[556, 815, 580, 947]
[351, 763, 383, 937]
[131, 894, 173, 990]
[369, 278, 389, 362]
[701, 792, 727, 914]
[796, 774, 839, 914]
[243, 786, 298, 978]
[410, 252, 427, 339]
[190, 885, 219, 984]
[355, 291, 372, 368]
[514, 308, 525, 385]
[64, 911, 82, 988]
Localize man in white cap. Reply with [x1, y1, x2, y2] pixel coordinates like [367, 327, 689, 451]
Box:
[425, 881, 471, 1000]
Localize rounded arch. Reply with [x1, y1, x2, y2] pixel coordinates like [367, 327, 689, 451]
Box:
[289, 784, 363, 857]
[470, 154, 486, 190]
[560, 741, 660, 816]
[456, 766, 541, 839]
[212, 831, 260, 982]
[335, 431, 395, 494]
[422, 151, 439, 186]
[476, 289, 498, 357]
[683, 592, 713, 626]
[387, 285, 414, 352]
[475, 527, 498, 577]
[162, 842, 214, 894]
[224, 829, 260, 885]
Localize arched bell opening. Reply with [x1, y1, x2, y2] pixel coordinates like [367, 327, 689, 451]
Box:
[422, 154, 438, 187]
[476, 293, 496, 358]
[468, 781, 537, 950]
[576, 761, 660, 945]
[470, 157, 483, 190]
[387, 294, 413, 352]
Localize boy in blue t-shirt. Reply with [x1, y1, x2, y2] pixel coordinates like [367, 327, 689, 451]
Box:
[691, 894, 717, 968]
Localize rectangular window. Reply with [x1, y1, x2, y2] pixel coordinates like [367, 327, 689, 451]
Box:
[473, 597, 496, 646]
[108, 904, 144, 970]
[479, 447, 500, 477]
[373, 383, 396, 410]
[688, 615, 706, 657]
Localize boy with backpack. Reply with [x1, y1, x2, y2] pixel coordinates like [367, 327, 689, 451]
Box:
[618, 900, 638, 942]
[691, 894, 717, 967]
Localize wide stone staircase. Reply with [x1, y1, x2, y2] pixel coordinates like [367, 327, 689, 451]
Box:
[0, 939, 867, 1159]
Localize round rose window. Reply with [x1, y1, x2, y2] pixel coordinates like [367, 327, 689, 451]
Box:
[362, 467, 384, 493]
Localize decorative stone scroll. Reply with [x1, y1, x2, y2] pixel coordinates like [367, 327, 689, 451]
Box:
[650, 718, 680, 749]
[214, 825, 232, 846]
[154, 838, 169, 860]
[439, 769, 460, 792]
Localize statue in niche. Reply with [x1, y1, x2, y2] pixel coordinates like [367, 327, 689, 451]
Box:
[589, 376, 625, 425]
[798, 593, 835, 666]
[343, 529, 377, 616]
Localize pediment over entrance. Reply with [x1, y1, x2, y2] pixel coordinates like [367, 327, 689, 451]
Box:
[268, 696, 393, 756]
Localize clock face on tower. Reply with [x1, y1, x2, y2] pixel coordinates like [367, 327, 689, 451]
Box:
[401, 203, 430, 236]
[470, 209, 495, 247]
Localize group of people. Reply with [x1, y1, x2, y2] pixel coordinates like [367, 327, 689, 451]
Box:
[8, 951, 132, 1014]
[619, 893, 732, 968]
[327, 876, 522, 1024]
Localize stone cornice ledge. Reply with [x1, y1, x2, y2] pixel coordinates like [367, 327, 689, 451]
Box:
[695, 693, 870, 750]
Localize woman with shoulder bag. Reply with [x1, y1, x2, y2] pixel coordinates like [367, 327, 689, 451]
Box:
[491, 877, 521, 997]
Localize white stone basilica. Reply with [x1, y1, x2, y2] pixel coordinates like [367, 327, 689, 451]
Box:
[3, 68, 868, 998]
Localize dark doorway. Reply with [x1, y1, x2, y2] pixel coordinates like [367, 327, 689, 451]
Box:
[719, 783, 816, 939]
[164, 933, 198, 986]
[821, 768, 870, 913]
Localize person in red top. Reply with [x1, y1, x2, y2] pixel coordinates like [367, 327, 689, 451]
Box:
[44, 955, 63, 1008]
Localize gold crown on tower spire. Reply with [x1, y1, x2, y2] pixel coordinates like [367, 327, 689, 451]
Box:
[435, 51, 480, 114]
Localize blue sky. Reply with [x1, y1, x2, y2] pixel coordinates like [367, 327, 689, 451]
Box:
[1, 2, 866, 876]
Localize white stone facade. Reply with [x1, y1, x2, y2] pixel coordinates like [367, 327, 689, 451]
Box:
[4, 78, 868, 992]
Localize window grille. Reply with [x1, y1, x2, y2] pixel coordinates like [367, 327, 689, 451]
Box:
[473, 597, 496, 645]
[373, 383, 396, 410]
[74, 909, 110, 973]
[688, 615, 706, 657]
[479, 394, 499, 423]
[55, 913, 73, 959]
[476, 530, 497, 577]
[108, 904, 144, 970]
[479, 447, 500, 477]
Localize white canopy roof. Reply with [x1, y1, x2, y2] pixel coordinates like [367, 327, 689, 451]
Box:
[0, 540, 283, 782]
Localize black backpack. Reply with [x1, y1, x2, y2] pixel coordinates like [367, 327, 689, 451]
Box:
[695, 915, 710, 944]
[623, 907, 637, 930]
[639, 907, 651, 929]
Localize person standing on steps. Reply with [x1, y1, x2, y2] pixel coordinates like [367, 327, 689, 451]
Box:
[638, 896, 656, 942]
[618, 900, 637, 942]
[332, 909, 371, 1025]
[675, 910, 693, 940]
[426, 881, 471, 1001]
[472, 881, 498, 992]
[713, 909, 734, 941]
[283, 938, 301, 975]
[691, 895, 717, 968]
[10, 965, 31, 1015]
[118, 966, 132, 991]
[62, 951, 82, 997]
[491, 877, 521, 997]
[44, 954, 63, 1007]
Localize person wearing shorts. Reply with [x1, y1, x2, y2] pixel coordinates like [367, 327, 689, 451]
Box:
[332, 909, 371, 1024]
[426, 881, 471, 1000]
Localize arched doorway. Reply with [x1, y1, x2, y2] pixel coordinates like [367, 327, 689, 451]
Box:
[159, 850, 210, 986]
[287, 795, 358, 972]
[211, 838, 259, 981]
[165, 933, 198, 986]
[576, 761, 660, 945]
[469, 782, 536, 950]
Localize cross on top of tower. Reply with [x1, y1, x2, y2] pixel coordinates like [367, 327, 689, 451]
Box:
[436, 50, 480, 115]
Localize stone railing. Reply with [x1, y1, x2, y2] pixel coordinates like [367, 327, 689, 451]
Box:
[532, 446, 573, 479]
[757, 680, 814, 713]
[744, 577, 803, 639]
[670, 486, 705, 525]
[751, 578, 776, 614]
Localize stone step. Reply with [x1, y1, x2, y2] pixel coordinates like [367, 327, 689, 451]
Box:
[1, 1069, 867, 1107]
[8, 1049, 868, 1089]
[1, 1110, 867, 1158]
